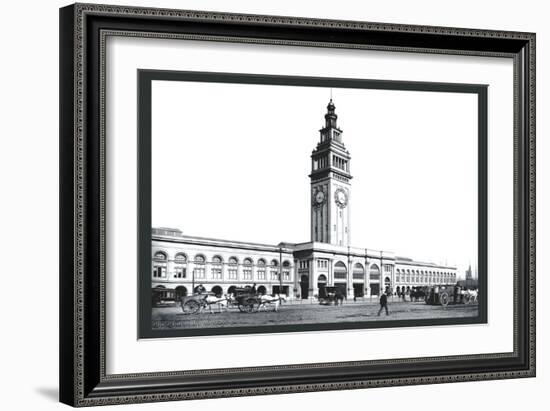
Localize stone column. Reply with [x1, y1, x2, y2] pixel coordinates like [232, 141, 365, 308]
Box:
[293, 260, 299, 299]
[309, 258, 315, 299]
[365, 257, 370, 297]
[347, 253, 353, 297]
[167, 257, 175, 285]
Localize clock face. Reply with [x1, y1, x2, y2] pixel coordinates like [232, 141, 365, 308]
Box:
[335, 189, 348, 208]
[315, 190, 325, 204]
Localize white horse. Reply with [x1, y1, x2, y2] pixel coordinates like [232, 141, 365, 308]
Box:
[258, 294, 286, 312]
[202, 294, 230, 314]
[463, 289, 478, 303]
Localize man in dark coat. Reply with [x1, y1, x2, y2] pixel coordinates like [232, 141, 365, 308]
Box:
[377, 292, 389, 316]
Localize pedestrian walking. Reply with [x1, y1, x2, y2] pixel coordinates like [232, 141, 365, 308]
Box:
[377, 292, 389, 316]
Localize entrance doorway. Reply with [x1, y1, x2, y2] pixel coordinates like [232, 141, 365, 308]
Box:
[317, 274, 327, 298]
[334, 282, 347, 297]
[175, 286, 188, 300]
[370, 264, 381, 296]
[300, 274, 309, 299]
[384, 277, 392, 294]
[353, 283, 364, 298]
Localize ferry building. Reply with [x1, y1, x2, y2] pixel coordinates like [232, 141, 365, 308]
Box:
[152, 99, 457, 300]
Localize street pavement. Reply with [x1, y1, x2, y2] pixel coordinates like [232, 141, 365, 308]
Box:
[152, 299, 479, 330]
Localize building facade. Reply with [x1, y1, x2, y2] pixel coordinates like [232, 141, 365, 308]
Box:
[152, 100, 457, 300]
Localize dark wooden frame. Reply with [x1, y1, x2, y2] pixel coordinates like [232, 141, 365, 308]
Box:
[60, 2, 535, 407]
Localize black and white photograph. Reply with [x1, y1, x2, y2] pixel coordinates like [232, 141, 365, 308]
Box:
[139, 71, 487, 338]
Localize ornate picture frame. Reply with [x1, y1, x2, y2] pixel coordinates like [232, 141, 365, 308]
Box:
[59, 3, 535, 407]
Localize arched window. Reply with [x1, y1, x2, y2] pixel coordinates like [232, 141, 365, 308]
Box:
[152, 251, 167, 278]
[174, 253, 187, 279]
[353, 263, 365, 280]
[257, 258, 266, 280]
[243, 258, 253, 280]
[153, 251, 167, 261]
[174, 253, 187, 263]
[228, 257, 238, 280]
[334, 261, 348, 280]
[193, 254, 206, 279]
[369, 264, 380, 281]
[211, 255, 223, 279]
[282, 260, 291, 281]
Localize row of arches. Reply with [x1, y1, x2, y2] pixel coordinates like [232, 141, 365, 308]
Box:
[153, 284, 274, 300]
[153, 250, 293, 282]
[313, 261, 379, 279]
[298, 262, 382, 298]
[395, 267, 455, 285]
[153, 251, 291, 267]
[396, 267, 454, 277]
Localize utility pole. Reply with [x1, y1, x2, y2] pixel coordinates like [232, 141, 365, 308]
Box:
[279, 247, 283, 295]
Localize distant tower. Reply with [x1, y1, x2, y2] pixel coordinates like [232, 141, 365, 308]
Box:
[310, 99, 352, 247]
[465, 264, 473, 280]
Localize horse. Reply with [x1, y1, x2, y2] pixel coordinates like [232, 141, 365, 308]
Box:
[410, 287, 427, 302]
[201, 294, 230, 314]
[462, 289, 478, 303]
[258, 294, 286, 312]
[333, 290, 346, 306]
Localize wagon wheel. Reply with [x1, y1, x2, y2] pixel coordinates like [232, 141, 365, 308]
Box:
[182, 300, 200, 314]
[462, 294, 470, 304]
[239, 297, 258, 313]
[439, 292, 450, 307]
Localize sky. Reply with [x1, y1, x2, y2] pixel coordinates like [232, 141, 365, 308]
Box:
[151, 80, 478, 277]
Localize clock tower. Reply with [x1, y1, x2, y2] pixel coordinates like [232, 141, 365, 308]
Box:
[310, 99, 352, 247]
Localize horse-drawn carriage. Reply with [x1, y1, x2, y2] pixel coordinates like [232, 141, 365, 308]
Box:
[409, 286, 428, 302]
[425, 283, 478, 307]
[180, 287, 262, 314]
[318, 286, 346, 306]
[232, 287, 262, 313]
